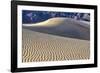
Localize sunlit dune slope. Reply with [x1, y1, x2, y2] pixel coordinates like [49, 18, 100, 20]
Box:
[22, 28, 90, 62]
[23, 17, 90, 40]
[23, 17, 67, 27]
[23, 17, 90, 28]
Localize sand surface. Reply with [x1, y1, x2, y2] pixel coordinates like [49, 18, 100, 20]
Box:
[22, 28, 90, 62]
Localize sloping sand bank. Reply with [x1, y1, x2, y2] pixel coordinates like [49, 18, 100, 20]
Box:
[22, 28, 90, 62]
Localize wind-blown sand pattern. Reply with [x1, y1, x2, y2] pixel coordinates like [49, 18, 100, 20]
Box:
[22, 28, 90, 62]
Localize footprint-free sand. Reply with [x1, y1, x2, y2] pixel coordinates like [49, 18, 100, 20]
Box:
[22, 28, 90, 62]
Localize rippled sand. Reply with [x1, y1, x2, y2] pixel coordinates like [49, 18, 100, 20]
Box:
[22, 28, 90, 63]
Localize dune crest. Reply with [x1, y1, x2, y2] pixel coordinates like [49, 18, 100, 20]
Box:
[23, 17, 89, 28]
[23, 17, 67, 27]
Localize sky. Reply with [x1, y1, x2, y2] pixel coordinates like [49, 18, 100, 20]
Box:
[22, 10, 90, 24]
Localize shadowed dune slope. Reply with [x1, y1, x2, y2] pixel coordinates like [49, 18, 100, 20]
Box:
[23, 17, 90, 40]
[22, 28, 90, 62]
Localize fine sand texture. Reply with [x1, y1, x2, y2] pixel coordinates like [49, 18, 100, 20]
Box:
[22, 28, 90, 63]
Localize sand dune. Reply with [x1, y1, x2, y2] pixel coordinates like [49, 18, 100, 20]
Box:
[23, 17, 90, 40]
[22, 28, 90, 63]
[23, 17, 67, 27]
[23, 17, 90, 28]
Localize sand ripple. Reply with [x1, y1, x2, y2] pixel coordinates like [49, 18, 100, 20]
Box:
[22, 28, 90, 62]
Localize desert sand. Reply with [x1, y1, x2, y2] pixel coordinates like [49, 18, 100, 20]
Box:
[22, 28, 90, 62]
[22, 17, 90, 62]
